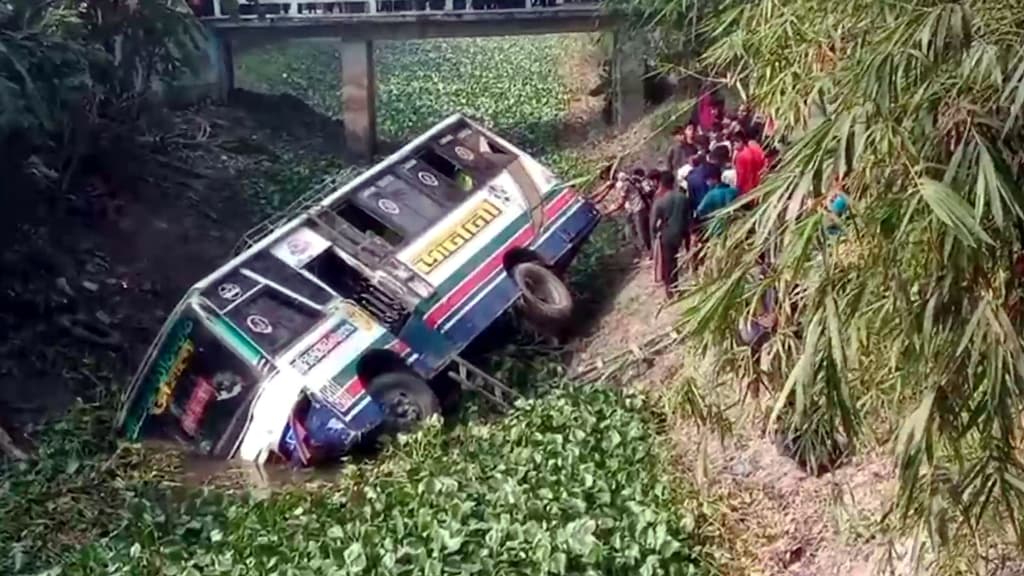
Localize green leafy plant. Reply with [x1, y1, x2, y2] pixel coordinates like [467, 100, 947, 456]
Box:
[237, 36, 589, 154]
[35, 387, 715, 576]
[1, 0, 204, 189]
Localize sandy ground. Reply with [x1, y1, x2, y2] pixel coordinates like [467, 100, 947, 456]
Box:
[572, 251, 924, 575]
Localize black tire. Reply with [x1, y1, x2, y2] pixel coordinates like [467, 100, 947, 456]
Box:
[366, 372, 441, 435]
[513, 261, 573, 328]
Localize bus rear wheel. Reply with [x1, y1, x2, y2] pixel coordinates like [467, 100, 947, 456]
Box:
[367, 372, 441, 435]
[513, 262, 573, 330]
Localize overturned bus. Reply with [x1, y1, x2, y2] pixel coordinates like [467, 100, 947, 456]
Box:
[116, 114, 602, 467]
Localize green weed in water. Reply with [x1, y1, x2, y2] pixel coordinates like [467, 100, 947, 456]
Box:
[26, 387, 715, 576]
[237, 36, 582, 153]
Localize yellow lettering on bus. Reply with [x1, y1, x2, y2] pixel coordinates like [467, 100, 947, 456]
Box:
[414, 200, 503, 274]
[152, 340, 195, 414]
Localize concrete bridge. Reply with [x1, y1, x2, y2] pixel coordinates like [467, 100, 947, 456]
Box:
[199, 0, 642, 158]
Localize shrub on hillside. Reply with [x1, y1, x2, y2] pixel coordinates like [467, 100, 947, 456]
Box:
[0, 0, 203, 191]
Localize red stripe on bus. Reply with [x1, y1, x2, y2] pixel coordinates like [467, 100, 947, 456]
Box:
[423, 189, 577, 327]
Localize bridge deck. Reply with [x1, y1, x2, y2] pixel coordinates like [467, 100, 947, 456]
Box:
[204, 3, 608, 40]
[202, 0, 600, 22]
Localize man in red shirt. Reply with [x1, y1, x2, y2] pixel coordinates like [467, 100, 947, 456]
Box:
[732, 129, 767, 195]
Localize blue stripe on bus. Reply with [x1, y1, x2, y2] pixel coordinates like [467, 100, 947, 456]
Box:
[439, 200, 601, 350]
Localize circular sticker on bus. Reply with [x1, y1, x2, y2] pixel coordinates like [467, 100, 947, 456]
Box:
[217, 283, 243, 301]
[377, 198, 400, 215]
[247, 315, 273, 334]
[455, 145, 475, 161]
[286, 237, 310, 258]
[418, 171, 439, 187]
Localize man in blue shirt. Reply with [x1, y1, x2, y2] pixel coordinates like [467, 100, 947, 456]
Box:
[685, 153, 711, 210]
[696, 165, 739, 237]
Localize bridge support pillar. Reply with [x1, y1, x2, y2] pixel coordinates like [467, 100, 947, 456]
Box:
[341, 39, 377, 160]
[216, 35, 236, 101]
[611, 30, 645, 128]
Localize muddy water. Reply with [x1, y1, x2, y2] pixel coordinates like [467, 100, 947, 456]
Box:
[178, 453, 348, 489]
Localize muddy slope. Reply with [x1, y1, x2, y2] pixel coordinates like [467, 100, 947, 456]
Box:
[0, 91, 353, 435]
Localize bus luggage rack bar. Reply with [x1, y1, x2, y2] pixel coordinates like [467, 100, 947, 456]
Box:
[233, 172, 356, 256]
[446, 356, 521, 411]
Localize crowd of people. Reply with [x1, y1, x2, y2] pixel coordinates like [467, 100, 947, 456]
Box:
[595, 92, 775, 299]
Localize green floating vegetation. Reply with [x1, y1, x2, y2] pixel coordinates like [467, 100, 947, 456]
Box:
[237, 36, 582, 152]
[376, 36, 573, 152]
[55, 386, 712, 576]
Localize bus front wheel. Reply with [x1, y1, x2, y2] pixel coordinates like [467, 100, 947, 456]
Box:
[367, 372, 441, 434]
[513, 262, 573, 330]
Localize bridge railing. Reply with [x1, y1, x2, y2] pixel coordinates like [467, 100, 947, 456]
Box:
[201, 0, 599, 19]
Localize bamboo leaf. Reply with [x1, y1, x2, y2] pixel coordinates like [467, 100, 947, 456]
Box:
[896, 390, 935, 465]
[770, 310, 823, 430]
[918, 177, 993, 247]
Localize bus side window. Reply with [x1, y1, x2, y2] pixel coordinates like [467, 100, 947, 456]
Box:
[304, 250, 409, 331]
[244, 251, 334, 307]
[418, 148, 476, 194]
[455, 128, 515, 165]
[353, 175, 447, 239]
[226, 287, 322, 357]
[394, 157, 465, 206]
[336, 202, 405, 247]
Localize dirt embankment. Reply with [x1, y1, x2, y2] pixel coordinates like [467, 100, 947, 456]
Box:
[0, 91, 354, 439]
[564, 114, 917, 576]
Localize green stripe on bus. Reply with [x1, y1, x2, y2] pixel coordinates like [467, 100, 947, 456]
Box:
[419, 211, 531, 309]
[210, 315, 264, 365]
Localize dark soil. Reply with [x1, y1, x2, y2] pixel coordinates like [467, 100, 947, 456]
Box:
[0, 90, 361, 441]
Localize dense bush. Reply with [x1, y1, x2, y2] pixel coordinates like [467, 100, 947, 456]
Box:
[56, 386, 712, 576]
[0, 0, 203, 188]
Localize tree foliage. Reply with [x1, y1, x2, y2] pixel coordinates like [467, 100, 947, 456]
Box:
[0, 0, 203, 188]
[627, 0, 1024, 549]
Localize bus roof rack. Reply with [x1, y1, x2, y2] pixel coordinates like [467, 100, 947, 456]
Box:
[232, 170, 356, 256]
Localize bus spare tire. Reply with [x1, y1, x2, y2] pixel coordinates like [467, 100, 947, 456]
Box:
[367, 372, 440, 435]
[513, 262, 573, 328]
